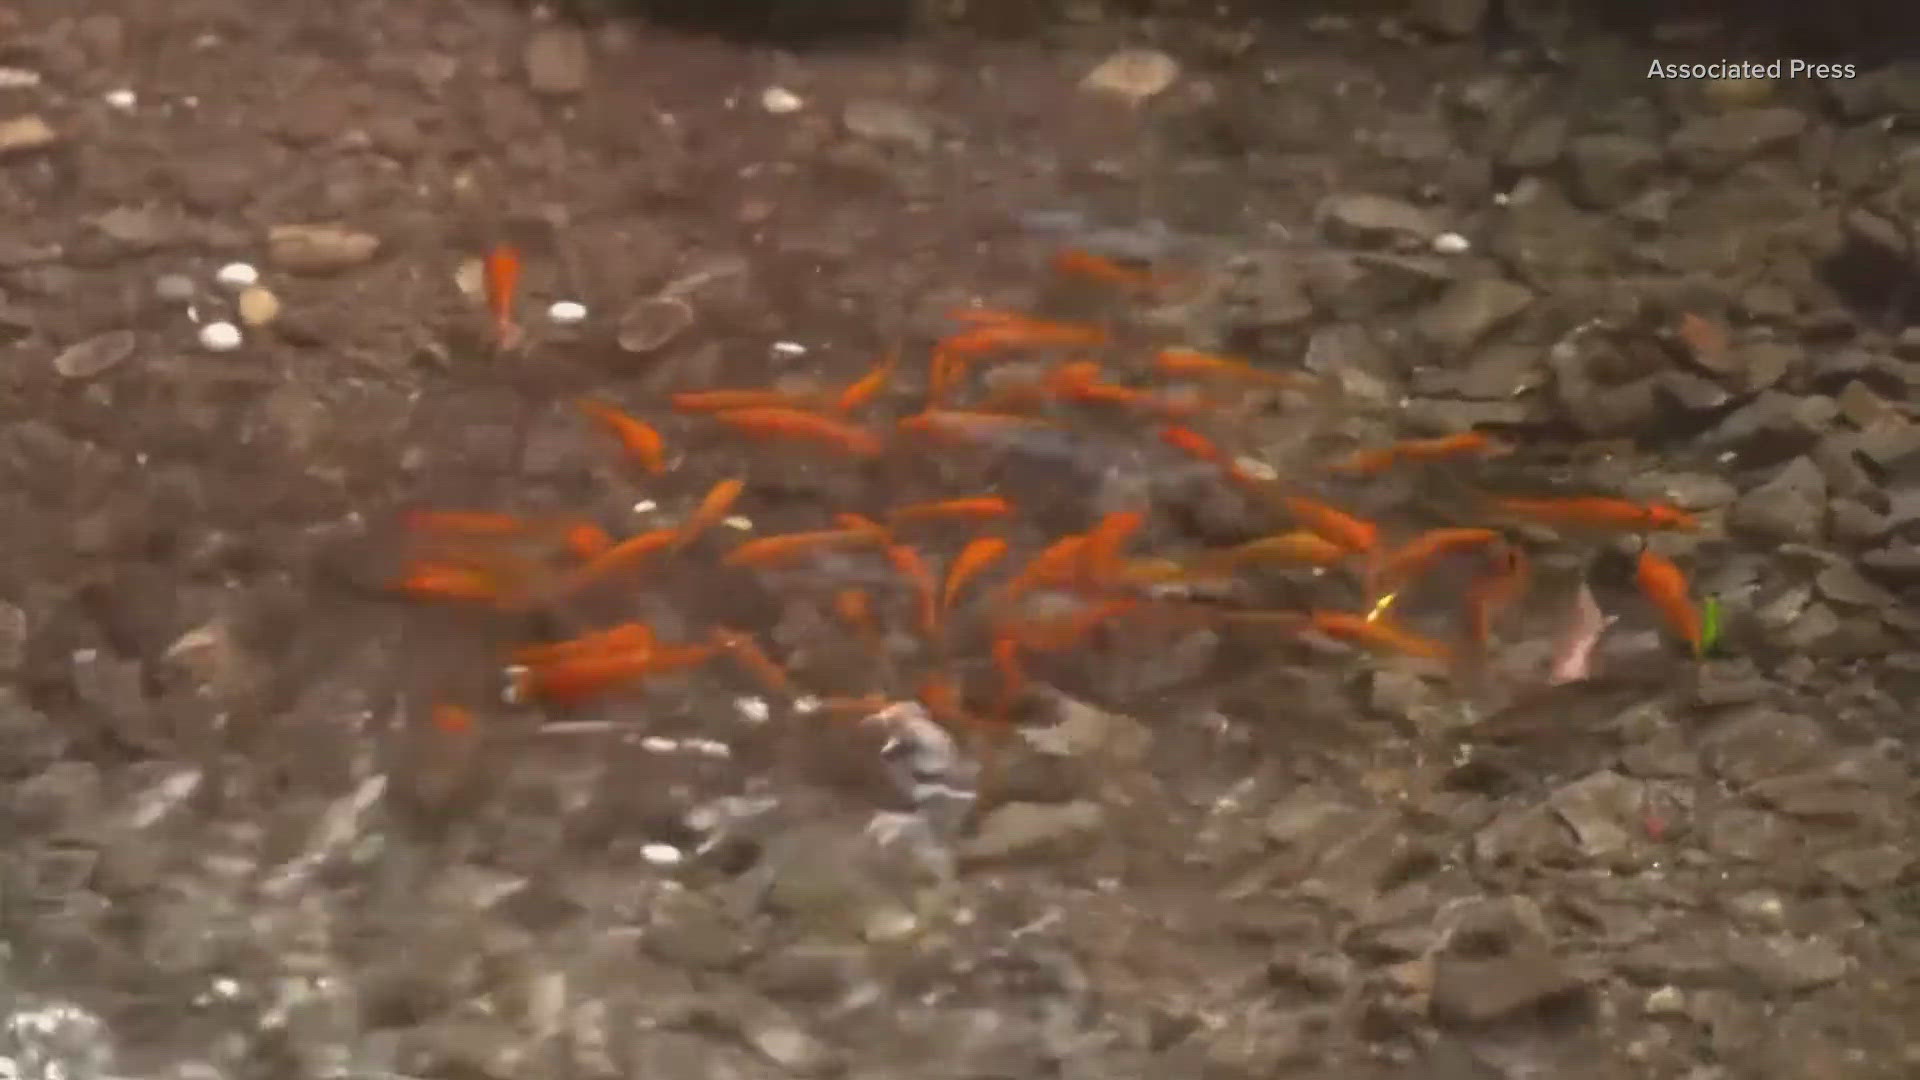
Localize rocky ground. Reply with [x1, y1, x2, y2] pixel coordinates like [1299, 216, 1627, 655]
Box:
[3, 1, 1920, 1078]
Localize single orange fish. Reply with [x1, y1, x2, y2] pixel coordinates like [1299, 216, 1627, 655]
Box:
[709, 628, 792, 695]
[897, 409, 1060, 444]
[1635, 547, 1701, 658]
[577, 398, 667, 474]
[833, 512, 894, 544]
[1373, 527, 1502, 592]
[510, 623, 656, 666]
[509, 642, 662, 705]
[1000, 533, 1091, 600]
[1078, 509, 1146, 586]
[833, 588, 879, 640]
[1328, 432, 1504, 477]
[885, 543, 940, 636]
[431, 702, 476, 736]
[392, 562, 508, 604]
[673, 478, 745, 551]
[484, 243, 521, 347]
[721, 528, 884, 568]
[942, 535, 1010, 613]
[563, 521, 614, 560]
[557, 527, 680, 593]
[1159, 424, 1227, 465]
[1307, 610, 1452, 662]
[888, 495, 1014, 526]
[1050, 248, 1159, 291]
[1153, 348, 1313, 389]
[944, 306, 1044, 326]
[935, 317, 1110, 360]
[1490, 495, 1698, 533]
[1282, 495, 1379, 554]
[1463, 542, 1530, 645]
[1196, 531, 1350, 573]
[712, 407, 884, 457]
[836, 350, 897, 415]
[671, 388, 828, 414]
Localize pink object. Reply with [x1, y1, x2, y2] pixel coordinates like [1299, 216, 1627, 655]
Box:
[1546, 581, 1615, 685]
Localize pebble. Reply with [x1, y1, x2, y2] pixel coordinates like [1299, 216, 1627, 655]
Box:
[524, 25, 590, 96]
[154, 274, 197, 302]
[1080, 48, 1180, 105]
[198, 321, 242, 352]
[236, 286, 279, 327]
[1431, 232, 1471, 254]
[0, 115, 57, 155]
[52, 329, 137, 380]
[267, 224, 380, 275]
[102, 88, 137, 111]
[547, 300, 587, 326]
[761, 87, 804, 114]
[616, 296, 693, 354]
[214, 262, 259, 289]
[640, 843, 684, 867]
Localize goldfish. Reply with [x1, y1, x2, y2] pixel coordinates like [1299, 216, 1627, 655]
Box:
[1078, 510, 1146, 586]
[1153, 348, 1313, 389]
[1280, 495, 1379, 555]
[888, 495, 1014, 526]
[577, 399, 667, 474]
[836, 351, 897, 415]
[942, 535, 1010, 614]
[884, 543, 940, 635]
[391, 562, 514, 605]
[671, 389, 829, 414]
[1373, 527, 1503, 592]
[1196, 531, 1351, 574]
[1635, 547, 1702, 657]
[1000, 533, 1091, 600]
[673, 478, 745, 551]
[563, 522, 614, 560]
[722, 528, 884, 568]
[1328, 432, 1504, 477]
[897, 409, 1061, 445]
[483, 243, 521, 348]
[713, 407, 884, 457]
[510, 623, 655, 666]
[1463, 542, 1530, 645]
[556, 527, 680, 593]
[1050, 248, 1159, 291]
[936, 316, 1109, 358]
[431, 703, 476, 735]
[1306, 610, 1452, 662]
[709, 628, 792, 695]
[990, 634, 1027, 715]
[511, 641, 718, 706]
[1488, 495, 1698, 533]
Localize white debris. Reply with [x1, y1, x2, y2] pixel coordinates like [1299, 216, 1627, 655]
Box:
[760, 86, 803, 114]
[640, 736, 680, 754]
[640, 843, 684, 867]
[685, 738, 731, 759]
[214, 261, 259, 289]
[0, 67, 42, 89]
[733, 696, 771, 724]
[197, 321, 242, 352]
[1432, 231, 1471, 254]
[770, 340, 807, 357]
[1230, 456, 1277, 482]
[631, 498, 659, 514]
[103, 87, 137, 110]
[722, 515, 753, 531]
[547, 300, 588, 325]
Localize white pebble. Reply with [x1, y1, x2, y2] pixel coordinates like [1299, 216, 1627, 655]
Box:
[198, 321, 242, 352]
[640, 736, 680, 754]
[771, 340, 807, 357]
[640, 843, 684, 867]
[102, 88, 137, 111]
[733, 697, 770, 724]
[0, 68, 42, 89]
[631, 499, 659, 514]
[722, 515, 753, 531]
[1431, 232, 1471, 255]
[760, 86, 803, 114]
[547, 300, 588, 325]
[214, 262, 259, 289]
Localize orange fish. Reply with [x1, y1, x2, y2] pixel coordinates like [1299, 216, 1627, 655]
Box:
[509, 643, 659, 705]
[1464, 542, 1530, 645]
[557, 527, 680, 593]
[1307, 610, 1452, 662]
[1490, 495, 1698, 533]
[577, 399, 667, 474]
[1281, 495, 1378, 554]
[885, 543, 940, 636]
[944, 306, 1044, 326]
[836, 350, 897, 415]
[942, 535, 1010, 614]
[1079, 510, 1146, 586]
[713, 407, 884, 457]
[1159, 424, 1228, 467]
[1677, 312, 1728, 364]
[722, 528, 884, 568]
[1374, 527, 1502, 592]
[431, 702, 476, 735]
[833, 588, 879, 641]
[1328, 432, 1504, 477]
[936, 317, 1109, 357]
[1050, 248, 1159, 291]
[1635, 548, 1701, 657]
[671, 388, 828, 414]
[391, 562, 510, 605]
[483, 243, 521, 347]
[562, 522, 613, 561]
[897, 409, 1060, 444]
[1196, 531, 1350, 573]
[833, 513, 894, 544]
[709, 628, 792, 695]
[510, 623, 656, 666]
[888, 495, 1014, 526]
[1001, 533, 1091, 600]
[674, 478, 745, 551]
[1153, 348, 1313, 389]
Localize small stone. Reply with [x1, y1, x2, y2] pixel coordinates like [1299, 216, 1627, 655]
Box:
[1405, 0, 1489, 37]
[1080, 48, 1179, 105]
[1431, 232, 1470, 254]
[547, 300, 587, 325]
[841, 99, 935, 152]
[52, 329, 136, 379]
[1417, 277, 1534, 351]
[236, 286, 280, 327]
[268, 224, 379, 275]
[154, 274, 197, 302]
[214, 262, 258, 289]
[616, 296, 693, 354]
[1430, 947, 1583, 1024]
[198, 321, 242, 352]
[0, 114, 57, 155]
[1566, 133, 1662, 207]
[1318, 193, 1442, 245]
[959, 800, 1103, 863]
[1644, 986, 1687, 1016]
[1502, 115, 1568, 169]
[1728, 456, 1827, 543]
[525, 25, 590, 95]
[1668, 107, 1807, 175]
[761, 87, 803, 114]
[1725, 934, 1848, 993]
[102, 88, 137, 111]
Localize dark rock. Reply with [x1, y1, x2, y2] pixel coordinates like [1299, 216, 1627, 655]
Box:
[1318, 193, 1442, 246]
[1727, 456, 1827, 543]
[1724, 934, 1848, 993]
[1430, 946, 1584, 1025]
[1668, 107, 1808, 175]
[1702, 392, 1836, 464]
[1565, 133, 1661, 208]
[1416, 277, 1534, 352]
[1698, 708, 1831, 787]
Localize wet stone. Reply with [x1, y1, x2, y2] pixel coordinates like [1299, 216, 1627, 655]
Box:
[1813, 562, 1895, 608]
[1829, 497, 1888, 543]
[1430, 946, 1583, 1025]
[1704, 392, 1837, 463]
[840, 99, 935, 152]
[1317, 193, 1442, 246]
[1699, 708, 1831, 787]
[1565, 133, 1662, 208]
[959, 799, 1103, 864]
[1852, 419, 1920, 479]
[269, 224, 380, 275]
[1668, 107, 1808, 175]
[1727, 456, 1826, 543]
[1502, 114, 1567, 170]
[1724, 934, 1848, 993]
[525, 25, 590, 95]
[1405, 0, 1490, 37]
[1416, 277, 1534, 352]
[52, 329, 136, 380]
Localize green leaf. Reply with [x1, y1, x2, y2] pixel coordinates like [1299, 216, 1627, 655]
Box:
[1699, 595, 1722, 657]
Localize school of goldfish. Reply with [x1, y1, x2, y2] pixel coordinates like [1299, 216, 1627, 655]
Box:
[404, 244, 1712, 745]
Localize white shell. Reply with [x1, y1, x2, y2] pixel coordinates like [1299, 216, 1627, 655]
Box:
[547, 300, 588, 325]
[1432, 232, 1471, 255]
[760, 87, 803, 114]
[102, 88, 137, 110]
[198, 321, 242, 352]
[640, 843, 684, 867]
[214, 262, 259, 289]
